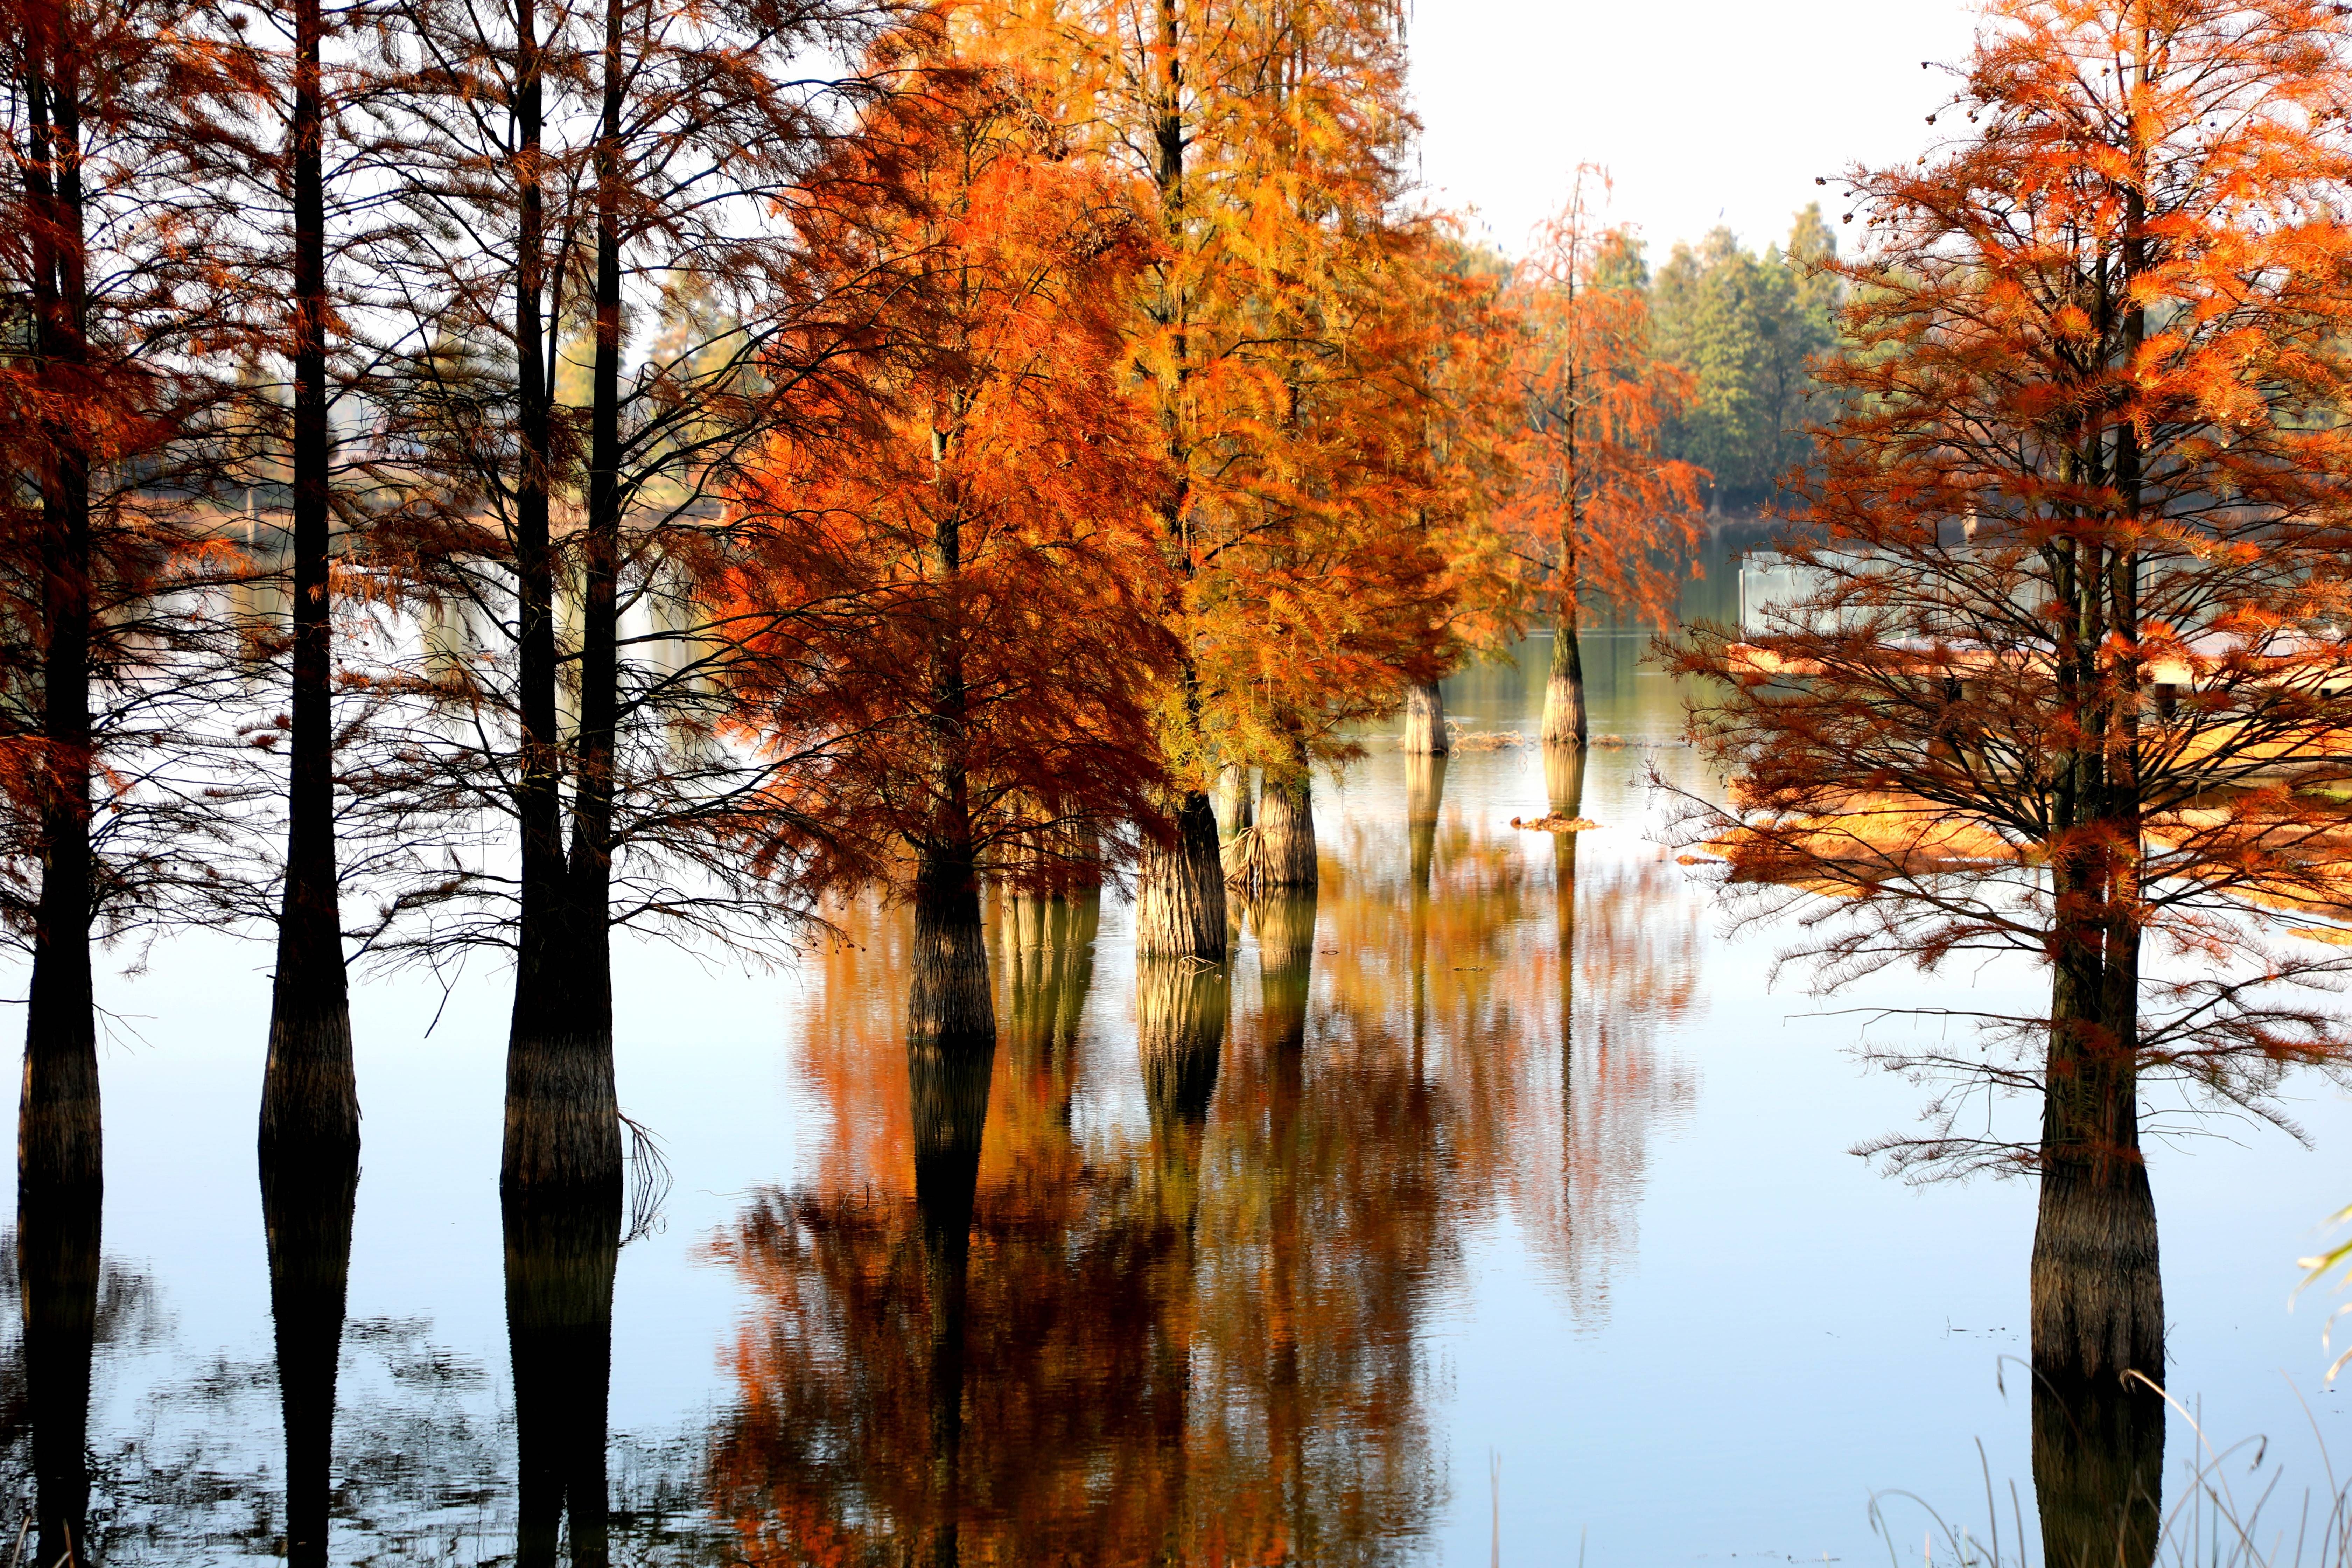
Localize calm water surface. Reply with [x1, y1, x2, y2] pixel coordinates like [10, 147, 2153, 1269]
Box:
[15, 631, 2352, 1564]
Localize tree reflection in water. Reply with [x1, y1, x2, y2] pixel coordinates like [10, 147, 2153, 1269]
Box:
[712, 874, 1457, 1563]
[1321, 754, 1698, 1325]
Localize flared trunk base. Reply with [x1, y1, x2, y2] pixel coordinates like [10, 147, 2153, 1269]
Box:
[1401, 680, 1448, 755]
[2031, 1159, 2164, 1382]
[1137, 791, 1228, 961]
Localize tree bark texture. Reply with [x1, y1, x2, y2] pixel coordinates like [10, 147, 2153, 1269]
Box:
[262, 1142, 360, 1568]
[2031, 910, 2162, 1382]
[2031, 1367, 2163, 1568]
[1136, 790, 1228, 961]
[1254, 742, 1317, 891]
[20, 1177, 99, 1568]
[504, 1186, 622, 1568]
[1400, 678, 1448, 755]
[912, 846, 995, 1051]
[262, 0, 358, 1156]
[1540, 607, 1587, 750]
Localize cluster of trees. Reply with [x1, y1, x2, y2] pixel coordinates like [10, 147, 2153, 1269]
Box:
[0, 0, 1745, 1209]
[1648, 208, 1843, 513]
[0, 0, 1725, 1558]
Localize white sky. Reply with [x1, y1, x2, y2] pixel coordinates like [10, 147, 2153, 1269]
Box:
[1408, 0, 1986, 261]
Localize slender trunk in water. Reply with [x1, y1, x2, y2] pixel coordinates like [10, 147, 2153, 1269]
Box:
[262, 0, 357, 1156]
[2032, 1365, 2163, 1568]
[1541, 601, 1587, 749]
[501, 0, 620, 1197]
[1400, 678, 1448, 755]
[1255, 739, 1317, 891]
[262, 1144, 359, 1568]
[22, 27, 100, 1194]
[20, 1179, 99, 1568]
[910, 1011, 990, 1568]
[504, 1186, 621, 1568]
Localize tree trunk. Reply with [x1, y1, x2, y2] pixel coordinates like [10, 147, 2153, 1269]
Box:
[262, 0, 357, 1156]
[1540, 604, 1587, 749]
[1214, 762, 1253, 841]
[2031, 929, 2162, 1383]
[1136, 790, 1228, 961]
[2032, 1366, 2163, 1568]
[912, 846, 994, 1051]
[1255, 742, 1317, 891]
[22, 24, 100, 1195]
[503, 1186, 621, 1568]
[19, 1178, 99, 1568]
[262, 1143, 359, 1568]
[502, 0, 620, 1198]
[1400, 678, 1448, 755]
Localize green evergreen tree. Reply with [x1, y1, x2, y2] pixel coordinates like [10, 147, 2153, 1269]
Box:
[1646, 206, 1842, 511]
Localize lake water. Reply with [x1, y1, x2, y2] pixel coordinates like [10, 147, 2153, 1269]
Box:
[13, 630, 2352, 1565]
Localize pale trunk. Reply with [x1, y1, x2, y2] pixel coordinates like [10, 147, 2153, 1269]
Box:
[1137, 791, 1227, 960]
[1541, 600, 1587, 749]
[1255, 740, 1317, 890]
[1400, 678, 1447, 755]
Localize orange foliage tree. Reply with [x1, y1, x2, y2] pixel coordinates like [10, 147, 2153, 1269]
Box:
[1503, 173, 1708, 749]
[1670, 0, 2352, 1388]
[719, 26, 1179, 1034]
[958, 0, 1484, 945]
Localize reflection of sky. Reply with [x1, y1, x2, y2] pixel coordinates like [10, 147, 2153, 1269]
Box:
[26, 632, 2352, 1562]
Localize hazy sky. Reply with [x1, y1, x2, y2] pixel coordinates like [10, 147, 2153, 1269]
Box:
[1409, 0, 1984, 261]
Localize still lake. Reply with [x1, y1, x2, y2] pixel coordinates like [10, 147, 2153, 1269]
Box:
[16, 629, 2352, 1564]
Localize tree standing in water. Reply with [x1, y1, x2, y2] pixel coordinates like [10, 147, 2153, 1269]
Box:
[719, 27, 1177, 1040]
[369, 0, 882, 1196]
[254, 0, 359, 1158]
[1505, 172, 1707, 750]
[1674, 0, 2352, 1405]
